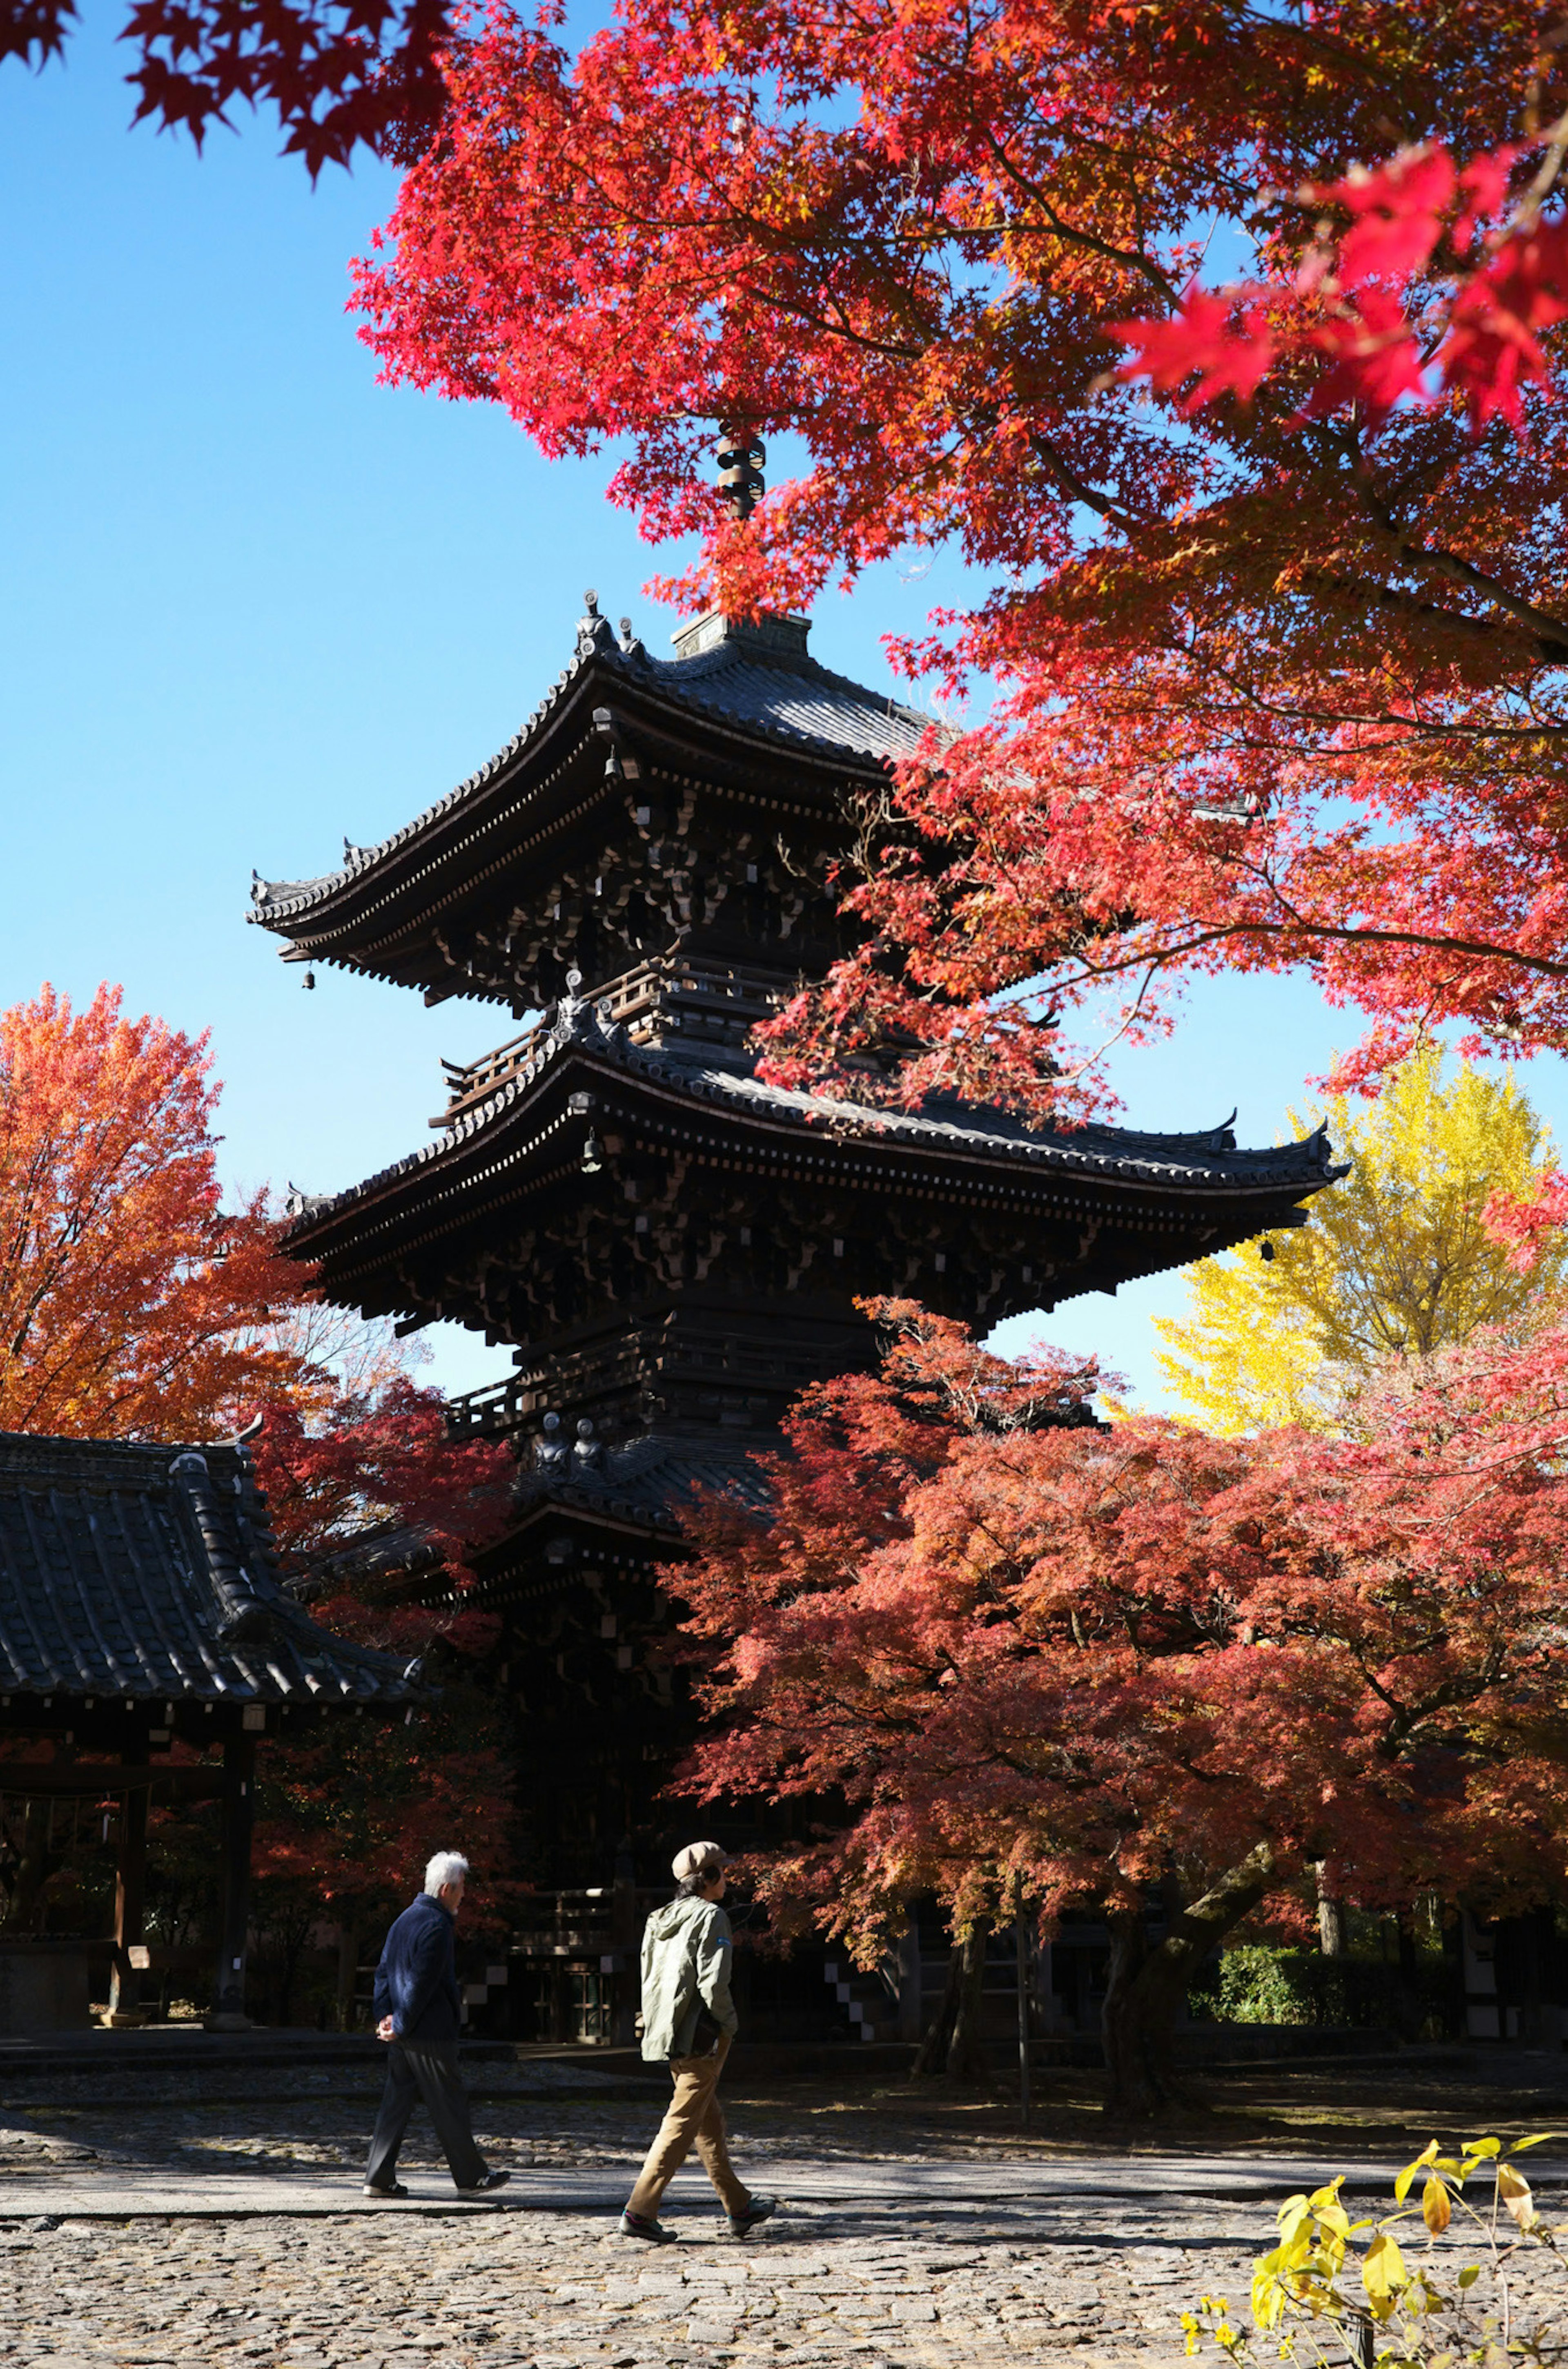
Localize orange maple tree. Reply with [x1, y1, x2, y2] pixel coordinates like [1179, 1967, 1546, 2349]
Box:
[0, 984, 528, 1989]
[0, 984, 322, 1440]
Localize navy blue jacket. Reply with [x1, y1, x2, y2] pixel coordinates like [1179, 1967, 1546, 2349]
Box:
[372, 1892, 461, 2045]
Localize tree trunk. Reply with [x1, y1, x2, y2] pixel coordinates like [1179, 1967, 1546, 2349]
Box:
[946, 1924, 990, 2082]
[1316, 1864, 1346, 1958]
[1394, 1912, 1423, 2041]
[335, 1922, 360, 2032]
[273, 1910, 313, 2028]
[909, 1923, 991, 2081]
[1441, 1909, 1466, 2040]
[1101, 1845, 1276, 2119]
[910, 1938, 962, 2079]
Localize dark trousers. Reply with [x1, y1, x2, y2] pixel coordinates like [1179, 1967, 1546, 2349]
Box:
[366, 2041, 488, 2191]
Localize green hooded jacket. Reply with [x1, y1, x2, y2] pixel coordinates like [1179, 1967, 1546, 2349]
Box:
[638, 1894, 739, 2061]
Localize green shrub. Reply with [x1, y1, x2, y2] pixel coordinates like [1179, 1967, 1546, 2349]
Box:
[1187, 1943, 1454, 2034]
[1209, 1945, 1317, 2025]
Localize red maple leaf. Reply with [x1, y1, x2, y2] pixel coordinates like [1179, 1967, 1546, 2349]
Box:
[1306, 145, 1456, 287]
[1300, 286, 1429, 425]
[1440, 215, 1568, 431]
[1454, 145, 1522, 253]
[1114, 287, 1276, 413]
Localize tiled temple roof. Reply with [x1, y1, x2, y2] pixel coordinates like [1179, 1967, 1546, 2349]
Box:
[635, 617, 932, 761]
[249, 605, 932, 931]
[517, 1431, 773, 1529]
[285, 990, 1340, 1236]
[0, 1433, 422, 1708]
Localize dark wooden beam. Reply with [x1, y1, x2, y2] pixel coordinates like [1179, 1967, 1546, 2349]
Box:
[0, 1764, 227, 1798]
[205, 1734, 256, 2032]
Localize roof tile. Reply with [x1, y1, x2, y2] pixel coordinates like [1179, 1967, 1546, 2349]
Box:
[0, 1434, 419, 1706]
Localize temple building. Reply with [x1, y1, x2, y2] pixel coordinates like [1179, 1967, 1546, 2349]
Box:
[0, 1428, 418, 2034]
[250, 591, 1338, 2041]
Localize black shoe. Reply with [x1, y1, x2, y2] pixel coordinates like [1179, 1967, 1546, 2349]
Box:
[363, 2180, 408, 2199]
[619, 2208, 677, 2244]
[727, 2195, 777, 2237]
[457, 2169, 510, 2195]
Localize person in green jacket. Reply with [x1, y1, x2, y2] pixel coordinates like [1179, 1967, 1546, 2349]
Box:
[619, 1841, 776, 2244]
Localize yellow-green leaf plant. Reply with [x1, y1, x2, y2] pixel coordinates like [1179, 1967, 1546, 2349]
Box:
[1180, 2134, 1567, 2367]
[1154, 1047, 1567, 1434]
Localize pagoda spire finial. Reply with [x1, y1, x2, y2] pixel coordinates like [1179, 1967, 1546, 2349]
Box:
[717, 426, 765, 521]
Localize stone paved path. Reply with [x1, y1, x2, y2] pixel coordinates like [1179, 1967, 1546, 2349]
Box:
[0, 2172, 1263, 2369]
[0, 2148, 1439, 2369]
[9, 2170, 1567, 2369]
[4, 2062, 1564, 2369]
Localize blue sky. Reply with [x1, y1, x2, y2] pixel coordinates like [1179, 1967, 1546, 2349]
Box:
[4, 25, 1563, 1410]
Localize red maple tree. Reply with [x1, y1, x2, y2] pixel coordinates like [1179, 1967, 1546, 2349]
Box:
[667, 1303, 1568, 2115]
[354, 2, 1568, 1127]
[252, 1588, 519, 2019]
[254, 1374, 516, 1590]
[245, 1376, 520, 2016]
[2, 0, 451, 170]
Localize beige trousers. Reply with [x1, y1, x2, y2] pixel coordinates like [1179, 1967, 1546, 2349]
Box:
[626, 2034, 750, 2218]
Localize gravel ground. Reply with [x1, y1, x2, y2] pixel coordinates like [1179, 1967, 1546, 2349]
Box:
[7, 2188, 1568, 2369]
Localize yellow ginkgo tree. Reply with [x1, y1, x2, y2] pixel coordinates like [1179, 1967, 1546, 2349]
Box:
[1154, 1047, 1568, 1434]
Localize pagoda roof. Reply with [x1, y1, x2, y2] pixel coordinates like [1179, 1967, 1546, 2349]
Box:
[0, 1432, 421, 1711]
[285, 988, 1341, 1288]
[520, 1430, 771, 1532]
[248, 603, 932, 962]
[451, 1434, 776, 1600]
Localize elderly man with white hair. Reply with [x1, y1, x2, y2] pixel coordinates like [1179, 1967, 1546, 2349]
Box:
[363, 1850, 509, 2198]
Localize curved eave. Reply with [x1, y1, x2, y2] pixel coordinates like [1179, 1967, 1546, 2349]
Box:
[282, 1020, 1338, 1292]
[247, 650, 908, 971]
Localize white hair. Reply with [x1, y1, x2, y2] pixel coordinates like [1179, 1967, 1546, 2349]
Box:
[424, 1851, 470, 1896]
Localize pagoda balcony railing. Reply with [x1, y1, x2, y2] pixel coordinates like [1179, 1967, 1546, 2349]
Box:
[598, 953, 802, 1045]
[446, 1374, 528, 1439]
[445, 1321, 831, 1441]
[434, 955, 804, 1126]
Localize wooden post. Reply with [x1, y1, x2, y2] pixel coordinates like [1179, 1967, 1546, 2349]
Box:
[104, 1779, 150, 2026]
[1015, 1920, 1031, 2129]
[204, 1733, 256, 2032]
[896, 1914, 924, 2042]
[610, 1839, 638, 2047]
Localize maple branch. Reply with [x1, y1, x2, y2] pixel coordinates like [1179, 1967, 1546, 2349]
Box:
[1045, 910, 1568, 997]
[1515, 100, 1568, 225]
[1024, 427, 1138, 527]
[1293, 565, 1552, 651]
[970, 125, 1180, 306]
[1355, 490, 1568, 659]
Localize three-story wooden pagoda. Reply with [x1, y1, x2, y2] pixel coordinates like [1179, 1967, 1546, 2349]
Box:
[251, 593, 1338, 2039]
